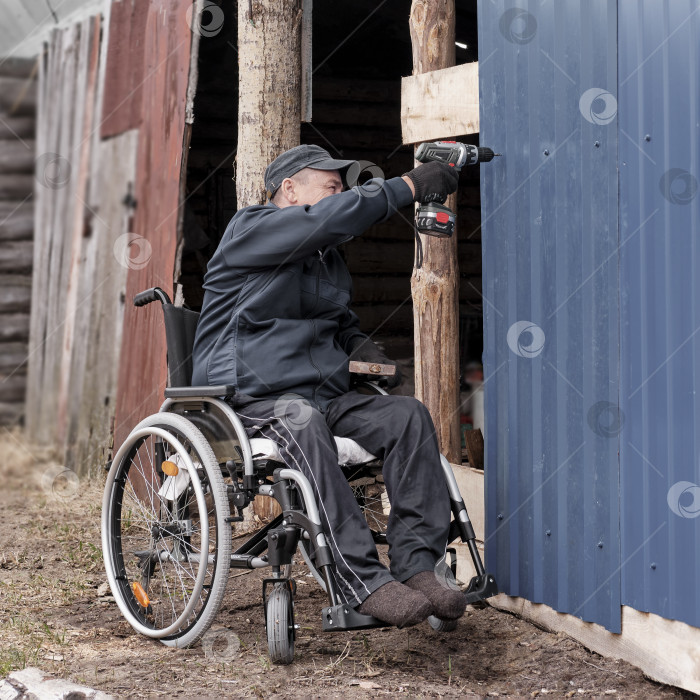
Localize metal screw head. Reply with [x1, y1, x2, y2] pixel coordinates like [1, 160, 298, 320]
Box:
[650, 562, 657, 570]
[645, 134, 651, 142]
[545, 529, 551, 536]
[497, 513, 504, 520]
[594, 141, 600, 148]
[597, 542, 604, 549]
[543, 149, 550, 156]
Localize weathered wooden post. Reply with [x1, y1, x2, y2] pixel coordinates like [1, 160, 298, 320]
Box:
[237, 0, 303, 520]
[236, 0, 303, 207]
[408, 0, 461, 462]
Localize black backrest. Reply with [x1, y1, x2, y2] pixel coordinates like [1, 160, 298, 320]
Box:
[162, 304, 200, 387]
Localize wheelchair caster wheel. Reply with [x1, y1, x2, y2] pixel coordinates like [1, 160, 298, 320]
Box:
[428, 615, 458, 632]
[266, 583, 295, 664]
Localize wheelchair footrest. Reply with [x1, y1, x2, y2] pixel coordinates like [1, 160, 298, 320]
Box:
[463, 573, 499, 605]
[322, 604, 389, 632]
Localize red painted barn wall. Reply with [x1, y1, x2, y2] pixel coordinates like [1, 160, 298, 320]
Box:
[112, 0, 194, 448]
[100, 0, 149, 138]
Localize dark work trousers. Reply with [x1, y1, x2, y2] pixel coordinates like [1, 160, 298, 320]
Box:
[230, 391, 451, 607]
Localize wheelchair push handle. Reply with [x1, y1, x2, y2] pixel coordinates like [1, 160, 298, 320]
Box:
[133, 287, 172, 307]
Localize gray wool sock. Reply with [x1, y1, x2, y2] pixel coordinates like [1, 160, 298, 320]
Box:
[357, 581, 433, 628]
[404, 571, 467, 621]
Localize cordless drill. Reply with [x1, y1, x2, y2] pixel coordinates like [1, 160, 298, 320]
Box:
[414, 141, 500, 238]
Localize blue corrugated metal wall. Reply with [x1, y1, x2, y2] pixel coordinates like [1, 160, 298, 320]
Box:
[478, 0, 622, 632]
[619, 0, 700, 627]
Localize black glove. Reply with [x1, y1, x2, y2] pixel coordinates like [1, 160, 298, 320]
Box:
[348, 337, 402, 389]
[403, 161, 459, 204]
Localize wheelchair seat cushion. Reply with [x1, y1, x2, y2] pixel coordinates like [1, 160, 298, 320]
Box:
[249, 436, 377, 466]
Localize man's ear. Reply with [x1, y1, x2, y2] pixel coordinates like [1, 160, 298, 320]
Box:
[279, 177, 296, 204]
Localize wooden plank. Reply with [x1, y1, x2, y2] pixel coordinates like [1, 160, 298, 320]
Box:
[0, 402, 23, 425]
[113, 0, 195, 451]
[25, 35, 53, 442]
[0, 278, 32, 313]
[453, 539, 484, 585]
[0, 77, 38, 116]
[26, 23, 80, 446]
[401, 62, 479, 144]
[0, 116, 35, 140]
[100, 0, 148, 137]
[0, 343, 28, 373]
[0, 240, 32, 273]
[489, 597, 700, 696]
[0, 140, 35, 173]
[0, 314, 30, 342]
[463, 428, 484, 470]
[0, 175, 34, 199]
[301, 0, 312, 122]
[0, 208, 33, 241]
[0, 375, 27, 402]
[57, 15, 101, 446]
[450, 462, 484, 541]
[64, 130, 139, 475]
[0, 57, 38, 79]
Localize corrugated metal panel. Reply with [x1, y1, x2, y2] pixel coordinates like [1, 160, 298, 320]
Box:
[113, 0, 194, 449]
[619, 0, 700, 627]
[478, 0, 621, 631]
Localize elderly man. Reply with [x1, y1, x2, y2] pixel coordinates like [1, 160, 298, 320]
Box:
[192, 144, 465, 628]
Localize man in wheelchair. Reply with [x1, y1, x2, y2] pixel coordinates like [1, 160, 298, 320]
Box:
[191, 144, 465, 628]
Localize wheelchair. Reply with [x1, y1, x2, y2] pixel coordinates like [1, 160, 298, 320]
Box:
[101, 287, 498, 664]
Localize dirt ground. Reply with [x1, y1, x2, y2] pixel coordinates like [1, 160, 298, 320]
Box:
[0, 428, 694, 699]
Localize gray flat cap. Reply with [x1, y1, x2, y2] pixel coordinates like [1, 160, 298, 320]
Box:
[264, 144, 356, 199]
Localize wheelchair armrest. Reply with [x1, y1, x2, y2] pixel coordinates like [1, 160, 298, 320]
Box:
[164, 385, 235, 399]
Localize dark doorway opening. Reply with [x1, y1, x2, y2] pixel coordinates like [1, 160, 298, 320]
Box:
[180, 0, 484, 441]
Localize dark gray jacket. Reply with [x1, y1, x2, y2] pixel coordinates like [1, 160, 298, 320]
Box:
[191, 177, 413, 409]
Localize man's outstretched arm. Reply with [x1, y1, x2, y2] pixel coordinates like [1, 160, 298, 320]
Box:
[221, 178, 414, 269]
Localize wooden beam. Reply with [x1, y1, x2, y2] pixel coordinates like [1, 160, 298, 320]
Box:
[237, 0, 302, 521]
[490, 597, 700, 696]
[409, 0, 461, 463]
[401, 62, 479, 144]
[450, 462, 484, 540]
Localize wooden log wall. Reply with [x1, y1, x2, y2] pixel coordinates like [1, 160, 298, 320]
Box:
[0, 58, 37, 426]
[185, 72, 484, 366]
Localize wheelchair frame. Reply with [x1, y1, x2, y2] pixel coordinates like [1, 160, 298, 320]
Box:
[101, 287, 498, 663]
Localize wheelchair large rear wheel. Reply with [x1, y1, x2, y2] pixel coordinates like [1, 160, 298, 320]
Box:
[102, 413, 231, 647]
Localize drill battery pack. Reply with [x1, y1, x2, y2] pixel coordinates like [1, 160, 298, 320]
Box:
[415, 202, 455, 238]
